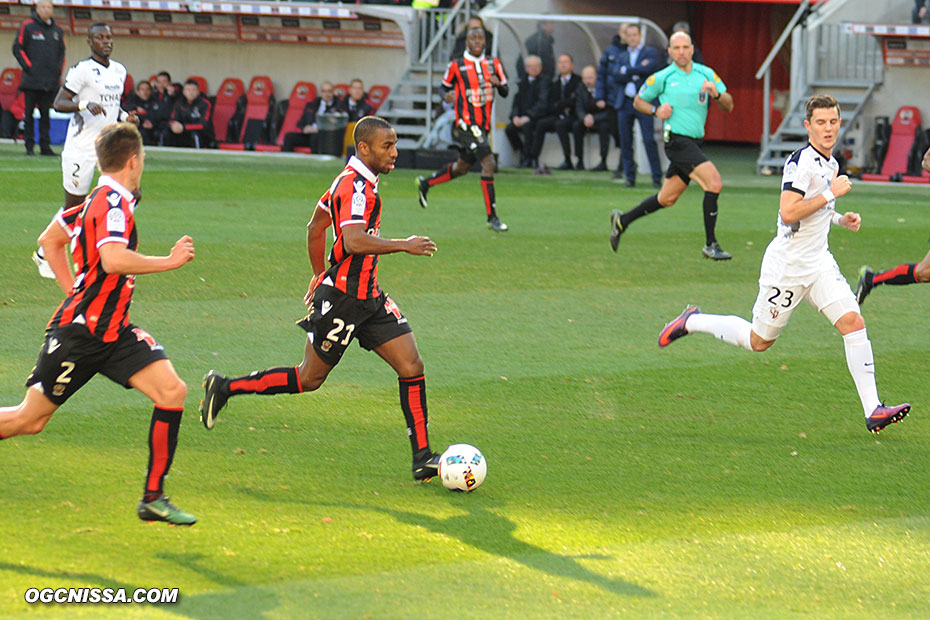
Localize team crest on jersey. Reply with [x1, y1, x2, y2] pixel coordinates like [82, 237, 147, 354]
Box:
[107, 191, 121, 207]
[320, 340, 333, 352]
[769, 307, 779, 320]
[646, 74, 655, 85]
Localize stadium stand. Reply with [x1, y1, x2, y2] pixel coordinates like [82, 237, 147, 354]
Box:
[274, 81, 318, 152]
[367, 84, 390, 112]
[219, 75, 274, 150]
[212, 77, 245, 144]
[0, 67, 23, 139]
[862, 106, 922, 182]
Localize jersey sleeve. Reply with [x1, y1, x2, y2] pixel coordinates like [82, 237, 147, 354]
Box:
[781, 157, 811, 196]
[316, 188, 332, 215]
[441, 60, 457, 89]
[55, 204, 84, 238]
[94, 190, 133, 248]
[638, 69, 662, 100]
[493, 58, 508, 85]
[708, 67, 726, 94]
[62, 62, 85, 95]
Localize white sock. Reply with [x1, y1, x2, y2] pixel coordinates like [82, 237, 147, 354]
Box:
[685, 313, 754, 351]
[842, 328, 880, 417]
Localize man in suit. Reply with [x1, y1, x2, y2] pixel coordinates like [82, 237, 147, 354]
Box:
[573, 65, 611, 171]
[505, 55, 549, 168]
[531, 53, 581, 170]
[614, 23, 663, 188]
[344, 78, 373, 122]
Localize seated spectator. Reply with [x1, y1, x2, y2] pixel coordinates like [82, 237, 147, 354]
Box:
[915, 1, 929, 24]
[345, 78, 373, 122]
[449, 15, 493, 60]
[169, 79, 214, 148]
[282, 80, 347, 153]
[152, 71, 177, 145]
[126, 80, 159, 145]
[573, 64, 611, 171]
[532, 53, 580, 170]
[505, 55, 549, 168]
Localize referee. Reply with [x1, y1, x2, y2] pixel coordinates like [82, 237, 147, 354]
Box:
[609, 31, 734, 260]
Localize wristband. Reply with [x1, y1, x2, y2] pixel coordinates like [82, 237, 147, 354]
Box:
[821, 188, 835, 204]
[713, 92, 721, 101]
[118, 109, 129, 122]
[78, 100, 88, 111]
[831, 211, 842, 225]
[651, 105, 656, 116]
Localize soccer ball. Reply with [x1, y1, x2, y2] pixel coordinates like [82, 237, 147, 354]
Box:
[439, 444, 487, 492]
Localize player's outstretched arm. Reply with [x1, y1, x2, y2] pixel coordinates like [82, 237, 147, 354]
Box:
[341, 224, 436, 257]
[53, 86, 104, 116]
[37, 219, 75, 295]
[779, 175, 852, 225]
[98, 236, 195, 275]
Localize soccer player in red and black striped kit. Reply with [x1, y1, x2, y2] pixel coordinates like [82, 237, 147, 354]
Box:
[0, 123, 198, 525]
[855, 145, 930, 305]
[201, 116, 444, 481]
[416, 27, 510, 231]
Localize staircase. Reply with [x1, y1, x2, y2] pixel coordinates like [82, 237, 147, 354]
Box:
[756, 3, 884, 173]
[377, 4, 474, 149]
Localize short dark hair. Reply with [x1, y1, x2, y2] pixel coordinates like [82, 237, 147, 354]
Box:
[626, 23, 641, 35]
[353, 116, 392, 147]
[95, 123, 142, 172]
[88, 22, 109, 37]
[805, 94, 840, 121]
[157, 71, 171, 81]
[184, 79, 200, 88]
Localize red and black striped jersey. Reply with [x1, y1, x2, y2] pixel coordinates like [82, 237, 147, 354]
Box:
[316, 156, 382, 300]
[442, 50, 508, 131]
[47, 175, 139, 342]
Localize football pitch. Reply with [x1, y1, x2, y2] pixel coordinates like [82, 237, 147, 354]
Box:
[1, 142, 929, 619]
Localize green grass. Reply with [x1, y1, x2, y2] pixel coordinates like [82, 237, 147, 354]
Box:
[1, 142, 929, 619]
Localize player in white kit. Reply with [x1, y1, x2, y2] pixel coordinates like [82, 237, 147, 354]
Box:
[656, 95, 910, 434]
[33, 22, 132, 281]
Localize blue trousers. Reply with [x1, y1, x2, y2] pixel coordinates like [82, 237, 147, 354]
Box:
[618, 96, 662, 184]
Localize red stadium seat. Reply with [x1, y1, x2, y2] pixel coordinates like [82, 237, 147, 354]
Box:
[367, 84, 390, 112]
[238, 75, 274, 142]
[333, 83, 349, 100]
[213, 77, 245, 143]
[0, 67, 22, 114]
[186, 75, 208, 96]
[276, 81, 317, 147]
[880, 106, 921, 177]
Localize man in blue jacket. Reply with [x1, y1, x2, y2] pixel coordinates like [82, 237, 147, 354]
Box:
[11, 0, 65, 156]
[611, 23, 663, 188]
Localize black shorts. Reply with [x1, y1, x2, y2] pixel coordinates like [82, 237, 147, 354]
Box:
[664, 133, 709, 184]
[25, 323, 169, 406]
[452, 122, 492, 165]
[297, 285, 413, 366]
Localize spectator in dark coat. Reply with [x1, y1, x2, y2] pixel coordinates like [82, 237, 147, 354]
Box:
[151, 71, 177, 145]
[516, 20, 556, 81]
[573, 65, 611, 171]
[127, 80, 159, 145]
[532, 53, 581, 170]
[11, 0, 65, 156]
[345, 79, 374, 122]
[169, 79, 214, 148]
[505, 55, 550, 168]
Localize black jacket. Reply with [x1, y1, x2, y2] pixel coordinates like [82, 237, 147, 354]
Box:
[12, 11, 65, 92]
[298, 96, 347, 128]
[510, 75, 549, 121]
[171, 96, 214, 137]
[575, 82, 609, 123]
[546, 73, 581, 119]
[345, 95, 373, 122]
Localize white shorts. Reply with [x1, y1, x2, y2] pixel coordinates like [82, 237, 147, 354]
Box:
[61, 150, 98, 196]
[751, 257, 860, 341]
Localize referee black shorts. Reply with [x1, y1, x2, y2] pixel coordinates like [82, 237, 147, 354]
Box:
[25, 323, 170, 406]
[452, 122, 492, 165]
[664, 133, 709, 184]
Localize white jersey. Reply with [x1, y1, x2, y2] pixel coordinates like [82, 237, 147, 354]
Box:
[760, 143, 840, 283]
[61, 57, 127, 158]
